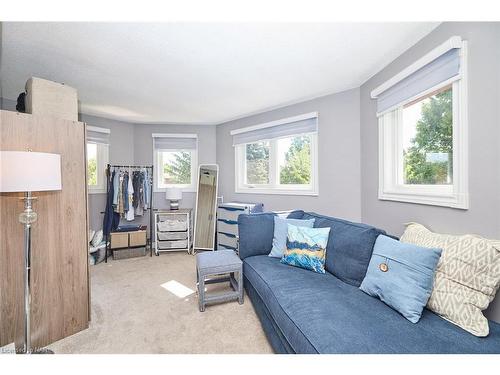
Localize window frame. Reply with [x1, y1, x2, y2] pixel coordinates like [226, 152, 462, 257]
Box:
[235, 132, 319, 196]
[86, 141, 109, 194]
[378, 60, 469, 209]
[153, 134, 198, 193]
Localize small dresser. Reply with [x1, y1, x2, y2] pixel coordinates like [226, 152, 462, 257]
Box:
[154, 209, 192, 255]
[217, 202, 263, 252]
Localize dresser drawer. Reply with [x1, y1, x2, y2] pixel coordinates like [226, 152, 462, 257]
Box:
[217, 206, 246, 222]
[218, 232, 237, 250]
[158, 239, 188, 250]
[157, 220, 187, 232]
[110, 232, 128, 249]
[157, 213, 188, 222]
[157, 231, 187, 241]
[217, 219, 238, 236]
[129, 230, 146, 247]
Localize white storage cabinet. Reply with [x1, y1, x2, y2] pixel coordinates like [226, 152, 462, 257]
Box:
[154, 209, 192, 255]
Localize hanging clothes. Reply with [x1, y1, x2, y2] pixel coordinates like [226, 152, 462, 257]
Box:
[126, 170, 135, 221]
[112, 170, 119, 206]
[103, 170, 120, 236]
[133, 170, 145, 216]
[122, 171, 129, 213]
[105, 166, 152, 229]
[142, 168, 150, 210]
[115, 172, 125, 214]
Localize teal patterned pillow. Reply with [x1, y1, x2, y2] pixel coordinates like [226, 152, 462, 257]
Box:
[281, 224, 331, 273]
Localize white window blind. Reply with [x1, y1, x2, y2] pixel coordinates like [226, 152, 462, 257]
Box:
[373, 38, 462, 115]
[86, 126, 110, 145]
[231, 113, 318, 146]
[152, 134, 197, 149]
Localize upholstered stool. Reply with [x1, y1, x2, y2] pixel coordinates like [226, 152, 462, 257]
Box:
[196, 250, 243, 312]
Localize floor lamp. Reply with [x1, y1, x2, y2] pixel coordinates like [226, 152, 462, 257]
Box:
[0, 151, 62, 354]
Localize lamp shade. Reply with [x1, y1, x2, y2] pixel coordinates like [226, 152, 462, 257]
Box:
[0, 151, 62, 192]
[165, 187, 182, 200]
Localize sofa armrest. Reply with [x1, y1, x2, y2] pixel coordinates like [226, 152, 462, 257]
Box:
[237, 210, 304, 260]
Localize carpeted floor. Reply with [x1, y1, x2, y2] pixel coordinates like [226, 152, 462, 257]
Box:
[47, 252, 273, 354]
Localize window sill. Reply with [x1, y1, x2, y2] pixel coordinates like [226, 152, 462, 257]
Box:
[154, 187, 197, 194]
[378, 190, 468, 209]
[236, 187, 318, 196]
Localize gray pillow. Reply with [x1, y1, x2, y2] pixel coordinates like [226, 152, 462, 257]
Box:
[269, 216, 315, 258]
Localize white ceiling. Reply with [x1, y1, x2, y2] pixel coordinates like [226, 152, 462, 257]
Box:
[1, 22, 439, 124]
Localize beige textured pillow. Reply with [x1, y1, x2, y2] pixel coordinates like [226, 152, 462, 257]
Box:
[400, 222, 500, 337]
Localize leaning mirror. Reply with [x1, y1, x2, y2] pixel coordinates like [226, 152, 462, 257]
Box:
[193, 164, 219, 251]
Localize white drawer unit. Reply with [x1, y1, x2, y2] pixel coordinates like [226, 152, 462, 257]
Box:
[218, 232, 238, 250]
[157, 220, 187, 232]
[216, 202, 263, 252]
[157, 239, 189, 250]
[154, 209, 192, 255]
[157, 231, 188, 241]
[217, 219, 238, 235]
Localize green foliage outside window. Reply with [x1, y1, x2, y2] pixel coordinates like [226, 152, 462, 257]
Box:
[163, 151, 192, 184]
[87, 157, 97, 186]
[280, 136, 311, 184]
[246, 142, 270, 184]
[404, 88, 453, 185]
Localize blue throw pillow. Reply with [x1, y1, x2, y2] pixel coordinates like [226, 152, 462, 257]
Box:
[360, 235, 442, 323]
[269, 216, 315, 258]
[281, 224, 330, 274]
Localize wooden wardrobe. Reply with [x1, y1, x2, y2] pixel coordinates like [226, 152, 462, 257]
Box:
[0, 109, 90, 350]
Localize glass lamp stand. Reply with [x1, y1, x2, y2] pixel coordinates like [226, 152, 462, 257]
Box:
[19, 192, 54, 354]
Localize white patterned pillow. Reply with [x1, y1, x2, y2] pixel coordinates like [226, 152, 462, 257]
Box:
[400, 223, 500, 337]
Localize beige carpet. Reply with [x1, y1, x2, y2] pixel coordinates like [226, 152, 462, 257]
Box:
[47, 252, 273, 354]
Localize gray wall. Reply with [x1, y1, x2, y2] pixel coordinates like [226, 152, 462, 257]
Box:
[360, 22, 500, 321]
[216, 88, 362, 222]
[84, 120, 217, 230]
[0, 100, 217, 230]
[0, 97, 16, 111]
[80, 114, 135, 230]
[132, 123, 217, 226]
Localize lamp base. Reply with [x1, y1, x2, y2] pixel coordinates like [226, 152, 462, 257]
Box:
[169, 200, 179, 210]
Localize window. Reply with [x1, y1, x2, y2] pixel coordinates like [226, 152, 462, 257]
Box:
[153, 134, 198, 192]
[233, 113, 318, 195]
[402, 86, 453, 186]
[86, 126, 110, 194]
[373, 37, 468, 209]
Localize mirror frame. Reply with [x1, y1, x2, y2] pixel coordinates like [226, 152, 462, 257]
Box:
[193, 163, 219, 251]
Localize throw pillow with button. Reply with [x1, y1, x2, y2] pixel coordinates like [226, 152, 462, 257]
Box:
[360, 235, 442, 323]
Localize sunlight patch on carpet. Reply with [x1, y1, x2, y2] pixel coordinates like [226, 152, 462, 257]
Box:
[161, 280, 195, 298]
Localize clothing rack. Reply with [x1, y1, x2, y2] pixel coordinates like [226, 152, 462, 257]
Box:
[104, 164, 154, 262]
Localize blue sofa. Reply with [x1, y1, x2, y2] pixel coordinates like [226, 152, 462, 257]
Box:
[238, 210, 500, 354]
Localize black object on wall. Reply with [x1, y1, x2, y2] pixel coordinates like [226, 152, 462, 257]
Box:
[16, 92, 26, 112]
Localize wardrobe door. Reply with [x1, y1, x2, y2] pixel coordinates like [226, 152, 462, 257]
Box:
[0, 110, 89, 349]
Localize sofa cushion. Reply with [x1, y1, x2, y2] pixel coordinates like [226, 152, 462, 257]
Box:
[281, 225, 330, 273]
[400, 222, 500, 337]
[244, 255, 500, 353]
[360, 235, 442, 323]
[269, 216, 315, 258]
[301, 212, 386, 286]
[238, 210, 304, 260]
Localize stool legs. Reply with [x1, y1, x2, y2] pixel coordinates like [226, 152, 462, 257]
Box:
[238, 269, 244, 305]
[198, 270, 205, 312]
[196, 267, 243, 312]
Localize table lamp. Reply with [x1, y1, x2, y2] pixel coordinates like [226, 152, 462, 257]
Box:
[0, 150, 62, 354]
[166, 187, 182, 210]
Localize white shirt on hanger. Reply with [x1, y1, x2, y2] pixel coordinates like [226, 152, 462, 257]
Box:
[126, 169, 135, 221]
